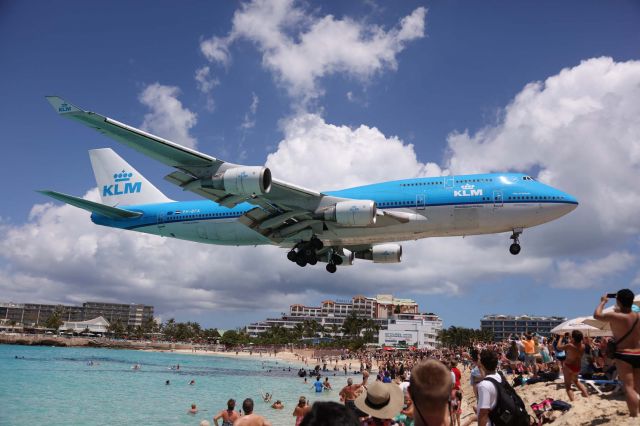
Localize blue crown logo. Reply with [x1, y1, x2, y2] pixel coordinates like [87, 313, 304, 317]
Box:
[113, 170, 133, 182]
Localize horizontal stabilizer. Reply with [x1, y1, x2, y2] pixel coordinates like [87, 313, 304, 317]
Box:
[45, 96, 82, 114]
[37, 190, 142, 219]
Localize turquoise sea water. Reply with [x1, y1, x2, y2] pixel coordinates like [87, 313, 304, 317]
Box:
[0, 345, 345, 425]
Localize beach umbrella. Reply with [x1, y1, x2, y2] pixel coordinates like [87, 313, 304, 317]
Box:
[550, 316, 612, 337]
[583, 304, 640, 331]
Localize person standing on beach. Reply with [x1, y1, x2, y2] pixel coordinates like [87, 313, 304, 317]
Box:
[595, 289, 640, 417]
[214, 399, 240, 426]
[235, 398, 271, 426]
[556, 330, 589, 401]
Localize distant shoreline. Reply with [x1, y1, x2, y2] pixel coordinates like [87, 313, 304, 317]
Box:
[0, 334, 359, 371]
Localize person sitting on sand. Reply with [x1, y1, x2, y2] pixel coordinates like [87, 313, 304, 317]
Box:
[235, 398, 272, 426]
[188, 403, 198, 415]
[595, 289, 640, 418]
[556, 330, 589, 401]
[214, 398, 240, 426]
[271, 400, 284, 410]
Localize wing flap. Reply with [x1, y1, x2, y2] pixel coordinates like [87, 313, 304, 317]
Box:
[38, 190, 142, 219]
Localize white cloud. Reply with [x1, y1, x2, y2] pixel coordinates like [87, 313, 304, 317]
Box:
[195, 66, 219, 111]
[266, 113, 442, 190]
[139, 83, 198, 149]
[241, 92, 259, 129]
[445, 57, 640, 254]
[200, 0, 426, 102]
[554, 252, 635, 289]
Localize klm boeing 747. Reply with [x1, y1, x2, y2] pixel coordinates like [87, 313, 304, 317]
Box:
[41, 97, 578, 273]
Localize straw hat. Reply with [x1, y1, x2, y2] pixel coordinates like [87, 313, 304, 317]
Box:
[354, 381, 404, 419]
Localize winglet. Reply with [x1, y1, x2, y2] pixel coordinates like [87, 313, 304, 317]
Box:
[45, 96, 83, 114]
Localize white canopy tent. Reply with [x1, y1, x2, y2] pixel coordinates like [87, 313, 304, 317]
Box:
[60, 316, 110, 334]
[550, 316, 612, 337]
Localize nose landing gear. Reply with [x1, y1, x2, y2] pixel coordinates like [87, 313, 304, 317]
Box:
[509, 229, 522, 255]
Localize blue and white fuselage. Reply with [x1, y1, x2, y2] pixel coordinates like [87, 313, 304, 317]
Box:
[92, 173, 577, 247]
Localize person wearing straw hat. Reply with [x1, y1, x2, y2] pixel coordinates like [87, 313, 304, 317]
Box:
[354, 380, 404, 425]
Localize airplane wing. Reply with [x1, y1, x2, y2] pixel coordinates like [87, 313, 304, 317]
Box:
[46, 96, 384, 243]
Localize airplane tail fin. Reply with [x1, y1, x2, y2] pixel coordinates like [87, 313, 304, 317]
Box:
[89, 148, 172, 206]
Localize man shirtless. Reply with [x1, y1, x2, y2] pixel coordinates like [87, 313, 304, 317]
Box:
[235, 399, 272, 426]
[339, 370, 369, 415]
[556, 330, 589, 401]
[595, 289, 640, 417]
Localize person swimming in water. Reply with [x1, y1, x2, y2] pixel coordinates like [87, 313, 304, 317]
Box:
[271, 400, 284, 409]
[323, 377, 332, 390]
[262, 392, 272, 403]
[188, 403, 198, 415]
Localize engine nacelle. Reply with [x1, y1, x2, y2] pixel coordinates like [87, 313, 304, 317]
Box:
[324, 200, 377, 227]
[209, 166, 272, 196]
[355, 244, 402, 263]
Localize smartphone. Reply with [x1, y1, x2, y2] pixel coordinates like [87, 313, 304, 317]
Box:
[607, 293, 617, 298]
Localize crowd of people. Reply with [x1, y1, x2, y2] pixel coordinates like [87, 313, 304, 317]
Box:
[193, 289, 640, 425]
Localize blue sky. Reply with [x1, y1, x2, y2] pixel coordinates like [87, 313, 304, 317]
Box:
[1, 1, 639, 329]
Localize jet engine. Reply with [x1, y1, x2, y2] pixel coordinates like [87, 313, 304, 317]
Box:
[323, 200, 376, 226]
[208, 166, 272, 195]
[355, 243, 402, 263]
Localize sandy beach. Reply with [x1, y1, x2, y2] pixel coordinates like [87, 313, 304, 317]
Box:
[457, 366, 637, 426]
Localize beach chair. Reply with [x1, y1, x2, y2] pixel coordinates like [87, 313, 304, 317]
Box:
[579, 379, 622, 395]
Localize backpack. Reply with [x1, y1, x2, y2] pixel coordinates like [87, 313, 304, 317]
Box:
[482, 372, 531, 426]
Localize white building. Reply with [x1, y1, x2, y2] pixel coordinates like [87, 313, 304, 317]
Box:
[378, 314, 443, 349]
[247, 294, 421, 338]
[59, 316, 110, 335]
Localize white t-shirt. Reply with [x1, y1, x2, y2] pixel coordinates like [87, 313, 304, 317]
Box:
[477, 373, 502, 426]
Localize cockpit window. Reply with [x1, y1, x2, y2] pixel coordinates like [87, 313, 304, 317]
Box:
[522, 176, 534, 181]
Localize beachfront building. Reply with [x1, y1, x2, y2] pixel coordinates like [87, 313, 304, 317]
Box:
[0, 301, 154, 328]
[246, 294, 439, 346]
[378, 313, 443, 349]
[480, 314, 567, 341]
[60, 316, 110, 335]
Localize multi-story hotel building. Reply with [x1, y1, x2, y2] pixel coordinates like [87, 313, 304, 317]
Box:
[480, 314, 567, 341]
[0, 301, 154, 328]
[247, 294, 441, 348]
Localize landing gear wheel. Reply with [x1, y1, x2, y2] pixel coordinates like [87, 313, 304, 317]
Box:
[326, 263, 337, 273]
[287, 250, 297, 262]
[296, 254, 308, 267]
[509, 229, 523, 255]
[308, 258, 318, 266]
[509, 243, 521, 255]
[331, 254, 343, 266]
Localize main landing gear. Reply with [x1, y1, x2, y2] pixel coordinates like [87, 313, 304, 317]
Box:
[286, 237, 343, 273]
[287, 236, 324, 268]
[509, 229, 522, 255]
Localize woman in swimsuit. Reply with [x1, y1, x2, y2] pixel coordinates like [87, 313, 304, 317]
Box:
[214, 399, 240, 426]
[292, 396, 310, 426]
[556, 330, 589, 401]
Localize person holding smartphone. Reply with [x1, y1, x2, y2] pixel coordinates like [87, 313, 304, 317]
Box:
[595, 289, 640, 418]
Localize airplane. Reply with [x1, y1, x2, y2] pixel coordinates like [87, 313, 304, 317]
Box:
[41, 96, 578, 273]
